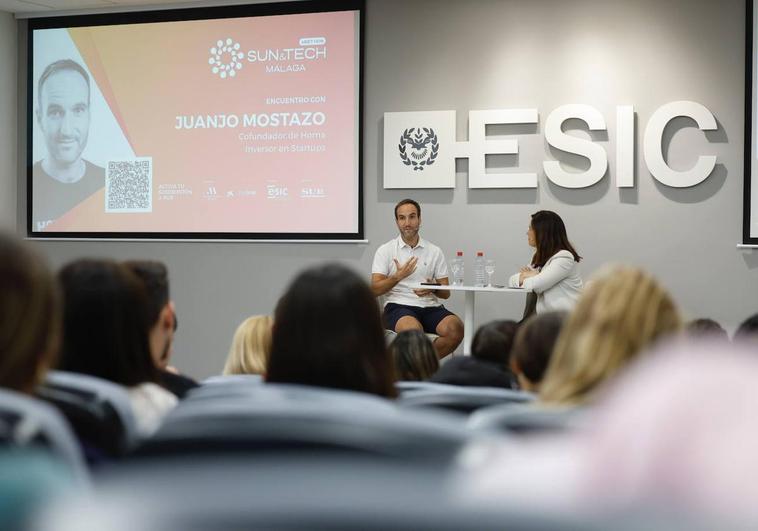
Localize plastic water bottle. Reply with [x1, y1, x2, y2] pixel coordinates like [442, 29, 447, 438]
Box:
[474, 251, 486, 287]
[451, 251, 464, 285]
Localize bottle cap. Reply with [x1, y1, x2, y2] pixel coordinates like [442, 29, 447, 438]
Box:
[456, 251, 463, 256]
[477, 251, 483, 256]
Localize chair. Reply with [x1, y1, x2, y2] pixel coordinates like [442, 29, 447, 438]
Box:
[201, 374, 263, 386]
[36, 454, 607, 531]
[396, 380, 463, 394]
[0, 388, 87, 483]
[384, 328, 439, 345]
[397, 385, 535, 415]
[467, 402, 586, 435]
[36, 371, 138, 462]
[135, 383, 469, 464]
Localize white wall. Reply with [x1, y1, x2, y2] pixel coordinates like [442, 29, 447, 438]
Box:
[17, 0, 758, 378]
[0, 10, 15, 230]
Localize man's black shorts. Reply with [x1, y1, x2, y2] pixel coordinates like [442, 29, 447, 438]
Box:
[383, 303, 455, 334]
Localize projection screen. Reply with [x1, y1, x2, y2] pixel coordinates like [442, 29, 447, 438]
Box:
[27, 0, 364, 240]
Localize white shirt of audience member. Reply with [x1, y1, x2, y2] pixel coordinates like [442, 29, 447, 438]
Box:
[127, 382, 177, 437]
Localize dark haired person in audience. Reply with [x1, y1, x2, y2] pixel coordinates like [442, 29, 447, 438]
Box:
[57, 259, 177, 435]
[430, 320, 518, 389]
[0, 233, 60, 393]
[371, 199, 464, 358]
[123, 260, 198, 398]
[686, 318, 729, 341]
[390, 330, 439, 381]
[267, 263, 396, 398]
[509, 210, 582, 317]
[734, 313, 758, 342]
[540, 266, 681, 406]
[509, 312, 567, 392]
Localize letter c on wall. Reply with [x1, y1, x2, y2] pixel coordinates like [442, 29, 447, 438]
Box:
[643, 101, 717, 188]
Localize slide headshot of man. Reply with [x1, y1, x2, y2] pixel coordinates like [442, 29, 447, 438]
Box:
[32, 59, 105, 230]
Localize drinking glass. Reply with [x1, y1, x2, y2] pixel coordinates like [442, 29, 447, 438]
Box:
[485, 259, 495, 286]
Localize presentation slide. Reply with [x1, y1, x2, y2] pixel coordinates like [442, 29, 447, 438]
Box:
[28, 3, 361, 238]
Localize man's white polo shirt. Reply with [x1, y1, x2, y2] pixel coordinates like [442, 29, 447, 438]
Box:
[372, 235, 449, 308]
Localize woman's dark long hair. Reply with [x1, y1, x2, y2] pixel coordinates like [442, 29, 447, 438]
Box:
[530, 210, 581, 268]
[267, 263, 396, 398]
[57, 259, 158, 387]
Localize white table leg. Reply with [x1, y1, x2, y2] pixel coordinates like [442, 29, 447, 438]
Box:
[463, 290, 475, 355]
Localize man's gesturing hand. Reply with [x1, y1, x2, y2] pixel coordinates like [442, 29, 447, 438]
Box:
[393, 256, 418, 281]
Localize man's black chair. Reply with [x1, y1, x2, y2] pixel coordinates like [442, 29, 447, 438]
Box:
[36, 371, 138, 464]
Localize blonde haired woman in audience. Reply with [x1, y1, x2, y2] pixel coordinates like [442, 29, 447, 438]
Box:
[223, 315, 273, 376]
[539, 265, 681, 406]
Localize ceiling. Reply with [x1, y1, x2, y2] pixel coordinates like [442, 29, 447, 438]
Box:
[0, 0, 273, 16]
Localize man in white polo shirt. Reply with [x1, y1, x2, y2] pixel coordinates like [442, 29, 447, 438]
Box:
[371, 199, 463, 358]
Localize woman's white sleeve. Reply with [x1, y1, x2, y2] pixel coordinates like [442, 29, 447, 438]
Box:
[522, 256, 573, 293]
[508, 271, 522, 288]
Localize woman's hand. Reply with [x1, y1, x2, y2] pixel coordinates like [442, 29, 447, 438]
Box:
[518, 266, 538, 286]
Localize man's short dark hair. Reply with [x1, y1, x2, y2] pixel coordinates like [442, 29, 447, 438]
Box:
[123, 260, 169, 327]
[38, 59, 91, 109]
[394, 199, 421, 220]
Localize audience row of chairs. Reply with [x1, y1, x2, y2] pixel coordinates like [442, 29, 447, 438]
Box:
[0, 370, 582, 478]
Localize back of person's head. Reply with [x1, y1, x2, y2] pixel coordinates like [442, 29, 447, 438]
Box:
[734, 313, 758, 341]
[122, 260, 169, 327]
[539, 265, 681, 406]
[223, 315, 273, 376]
[510, 311, 567, 392]
[57, 259, 157, 387]
[122, 260, 175, 370]
[0, 234, 60, 393]
[390, 330, 438, 381]
[687, 318, 728, 341]
[267, 263, 395, 398]
[470, 320, 519, 367]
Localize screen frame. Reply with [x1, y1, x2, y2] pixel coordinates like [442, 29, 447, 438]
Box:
[744, 0, 757, 245]
[26, 0, 365, 241]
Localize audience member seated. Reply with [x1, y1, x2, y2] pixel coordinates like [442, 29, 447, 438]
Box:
[430, 320, 518, 389]
[0, 233, 60, 394]
[539, 265, 681, 406]
[734, 313, 758, 342]
[686, 317, 728, 341]
[57, 259, 177, 436]
[509, 312, 567, 392]
[123, 260, 198, 399]
[460, 341, 758, 528]
[223, 315, 273, 376]
[266, 263, 396, 398]
[390, 330, 439, 381]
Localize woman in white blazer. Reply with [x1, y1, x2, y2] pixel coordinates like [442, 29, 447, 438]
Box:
[509, 210, 582, 314]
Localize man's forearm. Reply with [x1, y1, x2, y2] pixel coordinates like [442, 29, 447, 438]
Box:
[435, 289, 450, 299]
[371, 275, 399, 296]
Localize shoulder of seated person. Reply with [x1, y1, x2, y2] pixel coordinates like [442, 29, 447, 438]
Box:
[549, 250, 574, 261]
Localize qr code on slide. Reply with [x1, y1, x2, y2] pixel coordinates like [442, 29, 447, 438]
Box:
[105, 158, 153, 213]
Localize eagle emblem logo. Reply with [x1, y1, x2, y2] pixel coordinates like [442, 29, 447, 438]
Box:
[398, 127, 439, 171]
